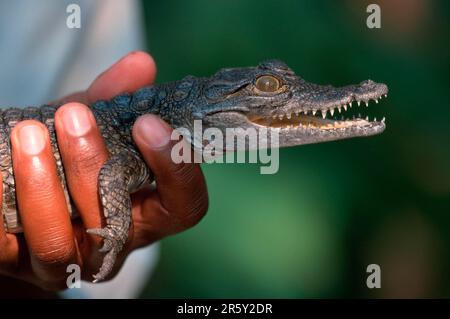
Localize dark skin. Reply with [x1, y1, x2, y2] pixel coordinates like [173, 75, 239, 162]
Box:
[0, 51, 209, 293]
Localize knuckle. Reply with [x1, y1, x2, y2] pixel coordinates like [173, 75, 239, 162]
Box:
[162, 162, 209, 229]
[168, 161, 197, 183]
[68, 146, 104, 177]
[165, 162, 201, 194]
[32, 236, 75, 266]
[177, 181, 209, 229]
[184, 193, 209, 228]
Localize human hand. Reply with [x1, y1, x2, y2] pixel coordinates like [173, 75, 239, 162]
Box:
[0, 51, 208, 290]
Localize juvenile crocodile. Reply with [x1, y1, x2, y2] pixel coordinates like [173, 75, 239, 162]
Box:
[0, 59, 388, 282]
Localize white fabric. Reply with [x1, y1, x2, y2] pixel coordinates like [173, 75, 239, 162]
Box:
[60, 245, 160, 299]
[0, 0, 158, 298]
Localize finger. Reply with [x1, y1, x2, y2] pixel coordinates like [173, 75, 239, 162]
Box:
[53, 51, 157, 105]
[86, 51, 157, 103]
[0, 173, 41, 285]
[132, 115, 209, 234]
[0, 172, 21, 273]
[54, 103, 108, 249]
[11, 121, 78, 281]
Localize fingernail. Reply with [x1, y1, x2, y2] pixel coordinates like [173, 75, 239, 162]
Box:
[17, 123, 46, 155]
[62, 104, 93, 137]
[135, 114, 171, 149]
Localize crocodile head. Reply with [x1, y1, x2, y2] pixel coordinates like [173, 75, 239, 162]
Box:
[188, 59, 388, 151]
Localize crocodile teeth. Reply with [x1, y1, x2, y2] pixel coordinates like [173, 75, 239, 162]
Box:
[357, 101, 360, 107]
[279, 115, 284, 120]
[365, 101, 369, 107]
[321, 110, 327, 119]
[365, 116, 369, 121]
[382, 117, 385, 122]
[312, 109, 317, 116]
[338, 106, 341, 113]
[286, 113, 291, 119]
[384, 94, 387, 98]
[374, 117, 377, 121]
[375, 99, 379, 104]
[343, 105, 347, 111]
[330, 109, 335, 116]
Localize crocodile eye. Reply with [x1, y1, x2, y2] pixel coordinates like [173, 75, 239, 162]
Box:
[255, 75, 280, 92]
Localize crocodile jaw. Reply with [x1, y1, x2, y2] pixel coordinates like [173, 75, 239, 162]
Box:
[199, 89, 387, 150]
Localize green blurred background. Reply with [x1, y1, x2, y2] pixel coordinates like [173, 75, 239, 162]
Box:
[139, 0, 450, 298]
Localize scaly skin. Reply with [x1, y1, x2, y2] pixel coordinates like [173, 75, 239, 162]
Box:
[0, 60, 388, 281]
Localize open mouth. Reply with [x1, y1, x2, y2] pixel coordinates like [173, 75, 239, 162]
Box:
[248, 94, 387, 130]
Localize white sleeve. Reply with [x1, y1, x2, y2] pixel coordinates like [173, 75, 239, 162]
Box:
[0, 0, 145, 104]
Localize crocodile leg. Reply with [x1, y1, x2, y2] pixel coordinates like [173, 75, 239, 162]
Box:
[86, 151, 149, 282]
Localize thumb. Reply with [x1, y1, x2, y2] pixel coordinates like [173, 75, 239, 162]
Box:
[132, 115, 208, 228]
